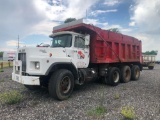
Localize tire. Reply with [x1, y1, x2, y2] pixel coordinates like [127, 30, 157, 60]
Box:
[24, 85, 41, 90]
[148, 66, 154, 70]
[120, 66, 131, 83]
[48, 69, 74, 100]
[101, 76, 109, 85]
[108, 67, 120, 86]
[131, 65, 140, 80]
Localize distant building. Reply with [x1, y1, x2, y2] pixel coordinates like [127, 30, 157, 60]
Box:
[3, 51, 16, 61]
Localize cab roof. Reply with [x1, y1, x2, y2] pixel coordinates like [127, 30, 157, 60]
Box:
[49, 31, 83, 38]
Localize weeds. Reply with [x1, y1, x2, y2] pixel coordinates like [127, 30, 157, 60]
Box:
[88, 106, 107, 116]
[31, 101, 39, 106]
[123, 87, 127, 90]
[99, 87, 105, 107]
[114, 93, 120, 99]
[88, 87, 107, 117]
[121, 106, 135, 120]
[0, 90, 23, 105]
[0, 79, 5, 83]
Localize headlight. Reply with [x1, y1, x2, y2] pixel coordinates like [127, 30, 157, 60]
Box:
[35, 62, 40, 69]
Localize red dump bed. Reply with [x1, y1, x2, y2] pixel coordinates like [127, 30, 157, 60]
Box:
[53, 22, 142, 64]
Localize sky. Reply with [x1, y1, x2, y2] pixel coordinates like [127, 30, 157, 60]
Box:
[0, 0, 160, 59]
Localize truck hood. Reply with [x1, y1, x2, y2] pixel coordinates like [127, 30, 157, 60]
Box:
[18, 47, 67, 58]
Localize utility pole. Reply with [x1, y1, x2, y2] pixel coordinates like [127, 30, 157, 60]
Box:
[86, 9, 88, 19]
[18, 35, 19, 49]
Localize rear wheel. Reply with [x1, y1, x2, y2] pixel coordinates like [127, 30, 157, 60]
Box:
[108, 67, 120, 86]
[131, 65, 140, 80]
[120, 66, 131, 83]
[148, 66, 154, 70]
[48, 69, 74, 100]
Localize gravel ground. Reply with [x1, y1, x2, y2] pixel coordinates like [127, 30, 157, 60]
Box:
[0, 65, 159, 120]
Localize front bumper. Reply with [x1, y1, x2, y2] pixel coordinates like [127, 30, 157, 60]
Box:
[12, 60, 40, 85]
[12, 73, 40, 85]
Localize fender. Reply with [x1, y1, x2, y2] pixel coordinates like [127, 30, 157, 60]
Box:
[45, 62, 78, 79]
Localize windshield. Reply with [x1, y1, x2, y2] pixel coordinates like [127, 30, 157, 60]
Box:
[51, 34, 72, 47]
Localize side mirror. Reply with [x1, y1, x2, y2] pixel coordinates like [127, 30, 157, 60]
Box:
[85, 35, 90, 45]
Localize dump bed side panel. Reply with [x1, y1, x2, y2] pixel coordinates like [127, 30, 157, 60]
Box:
[90, 30, 142, 63]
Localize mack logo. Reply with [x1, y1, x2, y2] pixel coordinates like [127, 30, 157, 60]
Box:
[39, 49, 47, 53]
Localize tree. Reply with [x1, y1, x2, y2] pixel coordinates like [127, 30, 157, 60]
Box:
[64, 18, 76, 23]
[0, 52, 3, 57]
[142, 50, 158, 55]
[108, 28, 121, 33]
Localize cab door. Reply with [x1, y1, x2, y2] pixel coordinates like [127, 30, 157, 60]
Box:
[73, 35, 90, 68]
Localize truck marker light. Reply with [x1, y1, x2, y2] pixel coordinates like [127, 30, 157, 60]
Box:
[35, 62, 40, 69]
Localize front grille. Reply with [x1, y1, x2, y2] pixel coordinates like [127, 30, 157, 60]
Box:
[18, 53, 26, 71]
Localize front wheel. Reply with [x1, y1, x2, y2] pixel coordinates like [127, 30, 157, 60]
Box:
[48, 69, 74, 100]
[108, 67, 120, 86]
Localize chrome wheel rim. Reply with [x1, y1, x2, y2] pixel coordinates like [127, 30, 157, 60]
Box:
[113, 71, 119, 83]
[135, 68, 140, 78]
[60, 76, 71, 94]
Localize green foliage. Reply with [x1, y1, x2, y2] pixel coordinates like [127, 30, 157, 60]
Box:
[88, 88, 107, 117]
[123, 87, 127, 90]
[0, 52, 3, 57]
[64, 18, 76, 23]
[0, 79, 5, 83]
[121, 106, 135, 120]
[0, 90, 23, 105]
[88, 106, 107, 116]
[0, 69, 4, 72]
[108, 28, 121, 33]
[142, 50, 158, 55]
[99, 88, 105, 107]
[114, 93, 120, 99]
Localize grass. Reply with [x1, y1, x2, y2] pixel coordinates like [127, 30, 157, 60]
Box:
[31, 101, 39, 106]
[121, 106, 135, 120]
[87, 88, 107, 117]
[114, 93, 120, 99]
[0, 90, 23, 105]
[0, 69, 4, 72]
[123, 87, 127, 90]
[0, 61, 13, 69]
[88, 106, 107, 116]
[0, 79, 5, 83]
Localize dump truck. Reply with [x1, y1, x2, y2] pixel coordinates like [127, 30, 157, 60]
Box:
[142, 55, 156, 69]
[12, 19, 142, 100]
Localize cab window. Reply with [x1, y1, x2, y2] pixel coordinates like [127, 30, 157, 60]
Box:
[74, 36, 85, 48]
[51, 34, 72, 47]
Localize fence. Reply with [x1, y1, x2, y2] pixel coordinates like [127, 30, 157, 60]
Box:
[0, 61, 13, 69]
